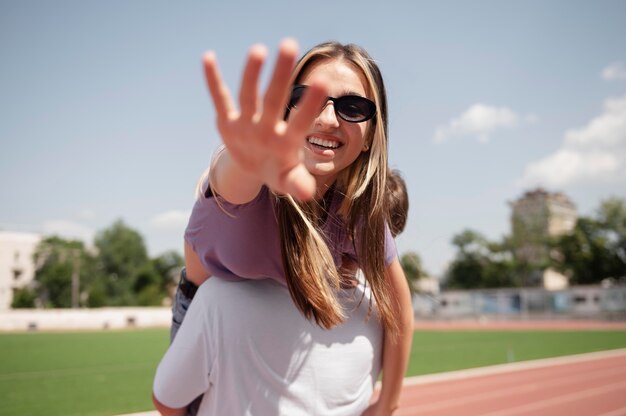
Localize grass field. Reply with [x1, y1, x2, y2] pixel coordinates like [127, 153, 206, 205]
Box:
[1, 329, 625, 416]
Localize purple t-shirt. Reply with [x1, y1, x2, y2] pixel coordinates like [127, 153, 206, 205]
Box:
[185, 184, 397, 285]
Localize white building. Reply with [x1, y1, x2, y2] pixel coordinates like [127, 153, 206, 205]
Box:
[510, 189, 577, 289]
[0, 231, 42, 310]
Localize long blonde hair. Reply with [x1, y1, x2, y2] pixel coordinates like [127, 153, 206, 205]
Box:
[277, 42, 399, 337]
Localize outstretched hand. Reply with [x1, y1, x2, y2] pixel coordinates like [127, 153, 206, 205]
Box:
[203, 39, 326, 201]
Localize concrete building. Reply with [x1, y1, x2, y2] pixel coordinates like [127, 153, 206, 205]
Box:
[0, 231, 42, 310]
[510, 189, 577, 289]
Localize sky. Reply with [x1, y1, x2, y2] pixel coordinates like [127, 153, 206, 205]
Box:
[1, 1, 625, 277]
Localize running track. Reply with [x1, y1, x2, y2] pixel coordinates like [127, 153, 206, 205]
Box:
[391, 349, 626, 416]
[130, 348, 626, 416]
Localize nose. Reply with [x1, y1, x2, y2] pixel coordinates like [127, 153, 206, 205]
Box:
[316, 101, 340, 128]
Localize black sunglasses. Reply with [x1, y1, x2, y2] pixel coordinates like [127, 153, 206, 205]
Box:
[287, 85, 377, 123]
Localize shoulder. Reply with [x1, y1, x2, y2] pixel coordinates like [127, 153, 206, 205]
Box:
[188, 185, 275, 226]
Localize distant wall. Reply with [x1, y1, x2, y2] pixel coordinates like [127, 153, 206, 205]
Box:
[413, 285, 626, 321]
[0, 307, 171, 332]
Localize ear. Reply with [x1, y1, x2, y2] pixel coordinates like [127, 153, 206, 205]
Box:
[362, 142, 370, 152]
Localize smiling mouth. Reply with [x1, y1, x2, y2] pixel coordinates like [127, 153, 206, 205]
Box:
[307, 136, 343, 150]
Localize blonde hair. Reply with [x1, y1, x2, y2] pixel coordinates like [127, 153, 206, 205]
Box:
[278, 42, 399, 337]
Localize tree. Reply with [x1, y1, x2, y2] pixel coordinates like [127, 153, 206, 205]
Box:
[11, 288, 36, 308]
[94, 219, 150, 306]
[400, 251, 427, 294]
[132, 251, 184, 306]
[445, 229, 490, 289]
[151, 250, 184, 293]
[445, 252, 485, 289]
[452, 229, 490, 257]
[443, 197, 626, 289]
[551, 204, 626, 284]
[133, 263, 163, 306]
[597, 197, 626, 270]
[445, 230, 521, 289]
[21, 220, 185, 308]
[33, 236, 95, 308]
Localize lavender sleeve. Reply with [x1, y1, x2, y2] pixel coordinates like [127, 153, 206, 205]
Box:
[184, 183, 286, 283]
[340, 222, 398, 268]
[384, 223, 398, 266]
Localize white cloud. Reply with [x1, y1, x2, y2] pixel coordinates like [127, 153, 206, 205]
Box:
[149, 210, 190, 230]
[601, 62, 626, 81]
[518, 94, 626, 188]
[433, 103, 531, 144]
[42, 220, 96, 244]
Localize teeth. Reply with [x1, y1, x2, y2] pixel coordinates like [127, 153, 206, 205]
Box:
[308, 137, 340, 149]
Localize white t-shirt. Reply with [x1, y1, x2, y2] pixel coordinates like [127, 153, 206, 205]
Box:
[153, 276, 383, 415]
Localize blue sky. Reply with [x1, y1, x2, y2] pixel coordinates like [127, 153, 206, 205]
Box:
[1, 1, 625, 276]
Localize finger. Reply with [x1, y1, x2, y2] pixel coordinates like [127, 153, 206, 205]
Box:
[260, 38, 299, 124]
[239, 44, 267, 119]
[283, 81, 327, 143]
[203, 52, 236, 119]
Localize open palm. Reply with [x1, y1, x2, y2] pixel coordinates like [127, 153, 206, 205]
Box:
[203, 39, 326, 201]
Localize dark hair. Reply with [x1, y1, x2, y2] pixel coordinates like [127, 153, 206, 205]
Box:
[386, 170, 409, 237]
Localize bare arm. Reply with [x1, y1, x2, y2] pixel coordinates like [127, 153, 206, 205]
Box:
[366, 259, 414, 415]
[203, 39, 328, 204]
[184, 240, 211, 286]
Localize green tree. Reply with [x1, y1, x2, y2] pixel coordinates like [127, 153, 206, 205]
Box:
[94, 220, 150, 306]
[132, 251, 184, 306]
[549, 198, 626, 285]
[86, 280, 107, 307]
[151, 250, 184, 293]
[11, 287, 37, 308]
[133, 263, 163, 306]
[400, 251, 427, 294]
[445, 230, 521, 289]
[33, 236, 94, 308]
[597, 197, 626, 273]
[445, 252, 485, 289]
[445, 230, 489, 289]
[452, 229, 490, 257]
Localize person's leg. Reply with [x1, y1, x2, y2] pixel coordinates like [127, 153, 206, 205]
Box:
[170, 268, 203, 416]
[171, 268, 197, 341]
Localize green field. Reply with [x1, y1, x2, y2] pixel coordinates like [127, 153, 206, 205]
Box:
[1, 329, 625, 416]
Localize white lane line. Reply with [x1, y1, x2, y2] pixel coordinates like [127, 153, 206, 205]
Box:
[599, 407, 626, 416]
[395, 364, 626, 414]
[477, 380, 626, 416]
[399, 348, 626, 387]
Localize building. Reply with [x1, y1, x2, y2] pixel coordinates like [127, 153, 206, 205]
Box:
[0, 231, 42, 310]
[510, 189, 577, 289]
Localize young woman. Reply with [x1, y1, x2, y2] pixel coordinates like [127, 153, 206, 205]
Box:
[154, 39, 413, 415]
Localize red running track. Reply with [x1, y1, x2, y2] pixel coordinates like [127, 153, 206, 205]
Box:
[392, 349, 626, 416]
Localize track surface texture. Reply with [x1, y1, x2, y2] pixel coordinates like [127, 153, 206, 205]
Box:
[391, 349, 626, 416]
